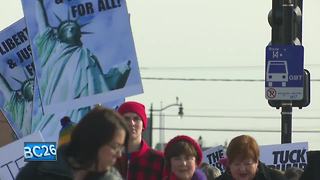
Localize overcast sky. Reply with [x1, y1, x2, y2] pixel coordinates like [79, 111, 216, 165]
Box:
[1, 0, 320, 150]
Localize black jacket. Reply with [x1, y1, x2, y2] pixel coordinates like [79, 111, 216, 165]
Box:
[299, 151, 320, 180]
[216, 161, 287, 180]
[16, 145, 122, 180]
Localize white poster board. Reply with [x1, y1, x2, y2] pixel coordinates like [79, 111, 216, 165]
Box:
[21, 0, 143, 114]
[0, 18, 34, 138]
[0, 131, 43, 180]
[259, 142, 308, 171]
[202, 145, 226, 172]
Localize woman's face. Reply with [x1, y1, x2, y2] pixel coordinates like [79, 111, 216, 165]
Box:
[229, 158, 258, 180]
[170, 154, 197, 180]
[96, 129, 126, 172]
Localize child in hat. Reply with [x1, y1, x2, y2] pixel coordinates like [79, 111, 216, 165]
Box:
[164, 135, 206, 180]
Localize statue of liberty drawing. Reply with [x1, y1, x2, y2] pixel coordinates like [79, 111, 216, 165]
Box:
[0, 71, 33, 137]
[34, 0, 131, 109]
[27, 0, 131, 141]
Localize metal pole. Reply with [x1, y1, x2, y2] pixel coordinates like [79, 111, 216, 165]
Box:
[283, 0, 294, 44]
[281, 0, 294, 143]
[151, 97, 183, 150]
[149, 104, 153, 147]
[159, 101, 164, 151]
[271, 0, 283, 44]
[281, 101, 292, 143]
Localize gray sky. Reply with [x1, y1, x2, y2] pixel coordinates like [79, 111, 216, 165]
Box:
[1, 0, 320, 150]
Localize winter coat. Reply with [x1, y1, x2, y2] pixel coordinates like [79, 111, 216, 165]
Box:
[299, 151, 320, 180]
[215, 161, 287, 180]
[16, 145, 123, 180]
[162, 168, 207, 180]
[115, 139, 166, 180]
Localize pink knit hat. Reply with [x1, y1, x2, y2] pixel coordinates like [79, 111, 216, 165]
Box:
[118, 101, 148, 129]
[165, 135, 203, 165]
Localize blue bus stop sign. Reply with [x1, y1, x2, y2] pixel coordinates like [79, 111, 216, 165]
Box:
[265, 45, 304, 100]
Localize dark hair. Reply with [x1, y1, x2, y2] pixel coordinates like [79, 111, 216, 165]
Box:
[165, 140, 198, 169]
[227, 135, 259, 164]
[66, 106, 129, 169]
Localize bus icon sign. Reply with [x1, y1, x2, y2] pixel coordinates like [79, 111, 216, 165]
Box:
[265, 45, 304, 100]
[266, 61, 288, 87]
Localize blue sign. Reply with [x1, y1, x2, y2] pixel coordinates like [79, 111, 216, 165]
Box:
[265, 45, 304, 100]
[24, 142, 57, 161]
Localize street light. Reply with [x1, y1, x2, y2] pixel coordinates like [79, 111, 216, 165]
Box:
[149, 97, 183, 151]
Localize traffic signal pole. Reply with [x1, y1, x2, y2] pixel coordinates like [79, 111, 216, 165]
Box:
[268, 0, 307, 144]
[271, 0, 294, 144]
[281, 101, 292, 143]
[283, 0, 295, 44]
[281, 0, 294, 144]
[271, 0, 282, 44]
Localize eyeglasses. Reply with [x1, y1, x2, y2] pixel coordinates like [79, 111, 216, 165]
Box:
[123, 115, 141, 122]
[107, 143, 124, 153]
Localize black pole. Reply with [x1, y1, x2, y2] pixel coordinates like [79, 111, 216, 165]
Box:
[282, 0, 295, 44]
[149, 104, 153, 147]
[271, 0, 283, 44]
[281, 0, 294, 144]
[281, 101, 292, 143]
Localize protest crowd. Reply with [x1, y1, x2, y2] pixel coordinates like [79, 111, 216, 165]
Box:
[0, 0, 319, 180]
[10, 101, 319, 180]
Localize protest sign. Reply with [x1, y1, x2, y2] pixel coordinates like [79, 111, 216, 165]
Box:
[21, 0, 143, 114]
[31, 77, 124, 142]
[0, 131, 43, 180]
[202, 145, 226, 172]
[0, 18, 34, 137]
[260, 142, 308, 171]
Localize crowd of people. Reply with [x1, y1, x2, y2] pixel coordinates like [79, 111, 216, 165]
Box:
[16, 101, 317, 180]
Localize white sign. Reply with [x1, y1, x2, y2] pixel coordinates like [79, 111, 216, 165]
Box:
[0, 18, 34, 138]
[0, 132, 43, 180]
[202, 145, 226, 172]
[259, 142, 308, 171]
[21, 0, 143, 114]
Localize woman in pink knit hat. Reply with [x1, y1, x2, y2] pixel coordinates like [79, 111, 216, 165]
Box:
[164, 135, 207, 180]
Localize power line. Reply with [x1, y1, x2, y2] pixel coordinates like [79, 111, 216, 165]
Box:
[141, 77, 320, 82]
[141, 66, 263, 70]
[140, 65, 320, 70]
[142, 77, 264, 82]
[152, 127, 319, 133]
[152, 114, 320, 120]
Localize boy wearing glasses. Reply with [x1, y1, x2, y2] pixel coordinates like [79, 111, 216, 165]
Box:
[115, 101, 166, 180]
